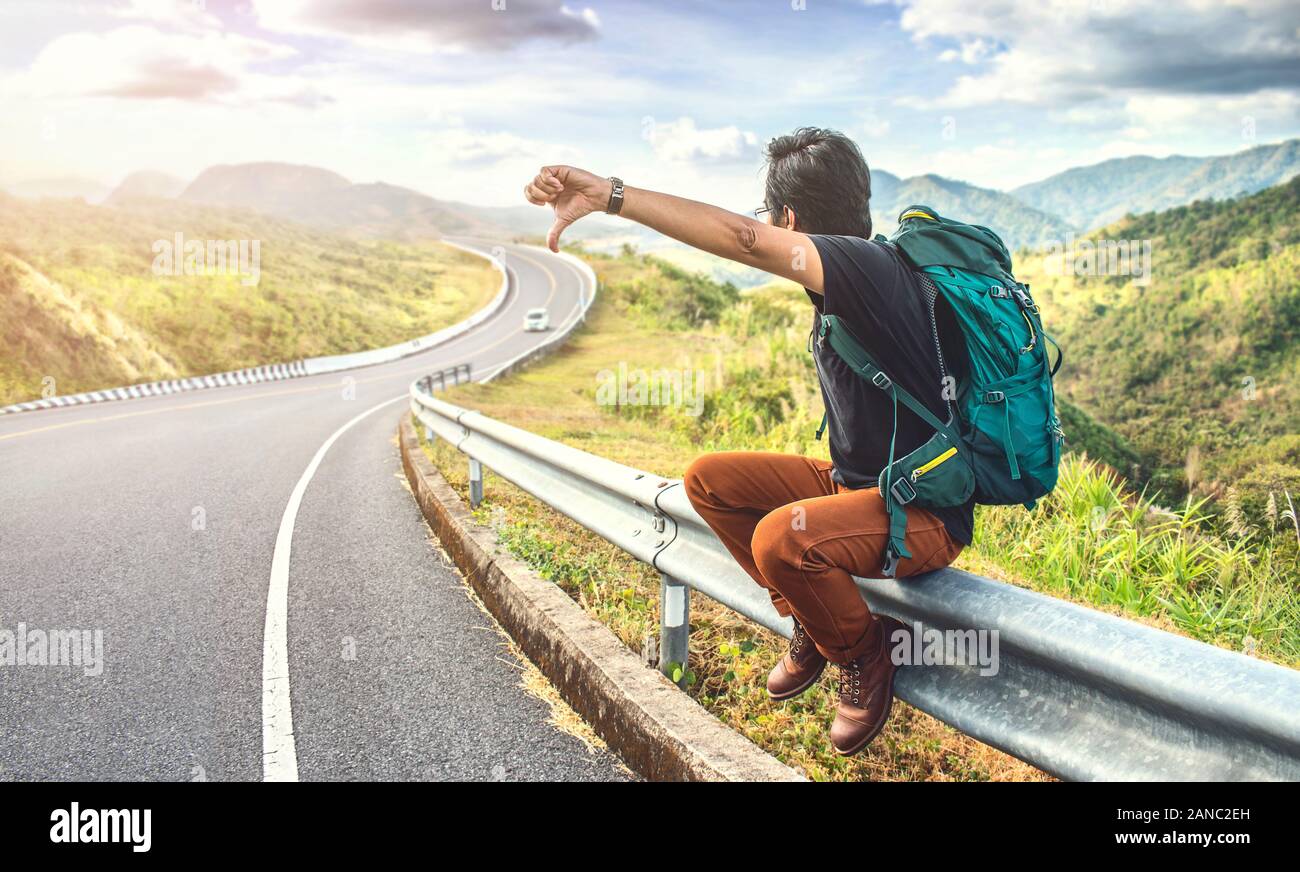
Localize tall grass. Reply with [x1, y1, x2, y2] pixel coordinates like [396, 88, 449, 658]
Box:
[974, 455, 1299, 664]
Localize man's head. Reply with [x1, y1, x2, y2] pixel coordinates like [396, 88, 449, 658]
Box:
[761, 127, 872, 237]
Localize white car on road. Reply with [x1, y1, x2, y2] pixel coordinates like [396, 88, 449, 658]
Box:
[523, 307, 549, 332]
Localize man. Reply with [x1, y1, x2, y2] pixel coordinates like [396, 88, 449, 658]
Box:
[523, 128, 973, 757]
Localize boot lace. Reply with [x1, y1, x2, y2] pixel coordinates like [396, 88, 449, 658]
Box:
[790, 621, 808, 658]
[838, 659, 863, 705]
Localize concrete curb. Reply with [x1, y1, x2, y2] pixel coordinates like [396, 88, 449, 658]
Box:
[398, 414, 805, 782]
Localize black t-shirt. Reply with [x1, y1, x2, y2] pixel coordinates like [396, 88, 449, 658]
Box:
[807, 235, 975, 545]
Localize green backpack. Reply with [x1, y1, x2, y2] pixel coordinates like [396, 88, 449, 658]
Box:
[817, 205, 1065, 576]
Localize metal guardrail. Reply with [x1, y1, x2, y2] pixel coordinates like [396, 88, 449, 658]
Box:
[416, 364, 473, 395]
[410, 382, 1300, 781]
[0, 362, 312, 414]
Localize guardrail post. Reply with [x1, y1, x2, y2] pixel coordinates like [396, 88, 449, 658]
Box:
[422, 419, 435, 444]
[435, 371, 446, 391]
[658, 572, 690, 688]
[468, 458, 484, 509]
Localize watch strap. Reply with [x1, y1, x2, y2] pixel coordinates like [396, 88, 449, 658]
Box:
[606, 177, 624, 215]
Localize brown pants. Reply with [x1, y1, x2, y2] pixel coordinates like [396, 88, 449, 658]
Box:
[683, 452, 963, 663]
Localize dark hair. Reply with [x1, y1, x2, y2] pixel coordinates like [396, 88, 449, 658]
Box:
[763, 127, 872, 238]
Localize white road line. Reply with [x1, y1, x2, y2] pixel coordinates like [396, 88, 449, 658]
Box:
[262, 394, 408, 782]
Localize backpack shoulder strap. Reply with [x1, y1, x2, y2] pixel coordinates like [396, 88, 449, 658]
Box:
[817, 314, 959, 442]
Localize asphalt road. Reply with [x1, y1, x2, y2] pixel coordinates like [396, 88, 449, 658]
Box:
[0, 240, 629, 782]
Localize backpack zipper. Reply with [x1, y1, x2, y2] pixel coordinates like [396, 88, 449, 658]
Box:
[912, 446, 957, 480]
[921, 273, 953, 421]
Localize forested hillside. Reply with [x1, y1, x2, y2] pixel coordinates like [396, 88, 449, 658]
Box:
[1023, 175, 1300, 507]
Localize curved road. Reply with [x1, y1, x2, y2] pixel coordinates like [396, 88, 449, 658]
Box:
[0, 240, 628, 782]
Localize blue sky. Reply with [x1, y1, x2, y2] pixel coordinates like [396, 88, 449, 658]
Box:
[1, 0, 1297, 209]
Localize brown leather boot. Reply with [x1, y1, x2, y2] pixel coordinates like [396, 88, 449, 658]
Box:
[766, 619, 827, 701]
[829, 618, 898, 756]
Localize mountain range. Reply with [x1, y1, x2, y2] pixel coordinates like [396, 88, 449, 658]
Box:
[106, 171, 187, 204]
[5, 138, 1297, 264]
[870, 169, 1076, 248]
[1012, 139, 1300, 230]
[175, 162, 512, 239]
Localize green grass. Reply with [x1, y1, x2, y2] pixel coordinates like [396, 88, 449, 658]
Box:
[0, 196, 499, 404]
[969, 456, 1299, 665]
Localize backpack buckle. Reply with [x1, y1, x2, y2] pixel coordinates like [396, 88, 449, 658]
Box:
[880, 545, 901, 578]
[889, 477, 917, 505]
[984, 390, 1005, 403]
[1011, 285, 1039, 313]
[871, 372, 892, 391]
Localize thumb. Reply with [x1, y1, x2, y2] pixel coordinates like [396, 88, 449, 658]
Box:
[547, 215, 572, 253]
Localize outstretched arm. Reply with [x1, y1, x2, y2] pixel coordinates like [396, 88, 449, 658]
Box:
[523, 165, 824, 294]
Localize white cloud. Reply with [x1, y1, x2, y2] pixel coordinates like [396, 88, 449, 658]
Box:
[19, 24, 297, 103]
[109, 0, 222, 31]
[252, 0, 600, 53]
[560, 5, 600, 29]
[899, 0, 1300, 108]
[938, 38, 994, 64]
[644, 117, 761, 164]
[1118, 89, 1300, 145]
[1, 0, 1294, 210]
[425, 128, 579, 166]
[860, 111, 892, 139]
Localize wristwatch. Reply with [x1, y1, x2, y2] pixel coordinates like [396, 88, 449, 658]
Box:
[605, 177, 624, 215]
